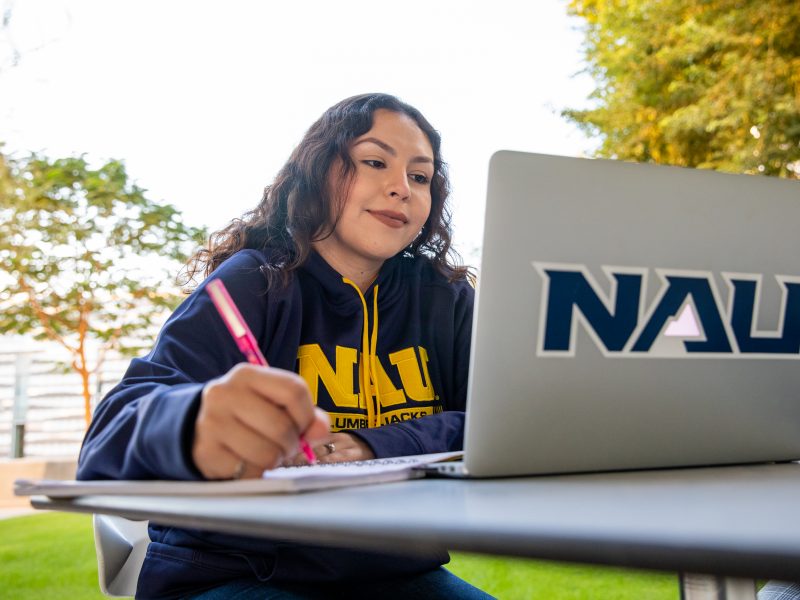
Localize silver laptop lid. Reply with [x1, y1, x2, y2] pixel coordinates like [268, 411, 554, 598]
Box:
[464, 151, 800, 477]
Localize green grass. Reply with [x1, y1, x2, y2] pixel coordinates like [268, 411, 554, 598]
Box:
[0, 513, 105, 600]
[448, 553, 678, 599]
[0, 512, 678, 599]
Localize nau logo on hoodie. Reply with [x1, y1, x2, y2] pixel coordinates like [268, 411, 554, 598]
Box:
[533, 262, 800, 359]
[296, 344, 442, 430]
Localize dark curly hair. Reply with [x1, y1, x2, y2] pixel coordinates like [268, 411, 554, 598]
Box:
[183, 93, 471, 287]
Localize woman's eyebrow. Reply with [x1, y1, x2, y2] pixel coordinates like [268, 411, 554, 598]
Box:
[353, 137, 434, 165]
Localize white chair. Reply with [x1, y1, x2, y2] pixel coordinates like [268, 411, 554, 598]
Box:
[93, 514, 150, 597]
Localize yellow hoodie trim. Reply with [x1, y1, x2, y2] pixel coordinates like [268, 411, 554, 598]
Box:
[341, 278, 382, 428]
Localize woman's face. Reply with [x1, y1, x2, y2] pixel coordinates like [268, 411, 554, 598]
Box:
[315, 109, 434, 274]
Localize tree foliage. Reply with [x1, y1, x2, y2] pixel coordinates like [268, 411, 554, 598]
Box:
[565, 0, 800, 178]
[0, 149, 206, 425]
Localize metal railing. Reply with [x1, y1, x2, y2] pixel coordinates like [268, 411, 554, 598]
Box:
[0, 342, 128, 459]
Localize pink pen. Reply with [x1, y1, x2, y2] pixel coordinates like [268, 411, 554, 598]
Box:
[206, 279, 317, 465]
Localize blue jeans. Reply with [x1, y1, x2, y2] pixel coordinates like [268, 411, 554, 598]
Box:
[185, 567, 494, 599]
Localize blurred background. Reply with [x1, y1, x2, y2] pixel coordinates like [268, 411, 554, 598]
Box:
[0, 0, 595, 256]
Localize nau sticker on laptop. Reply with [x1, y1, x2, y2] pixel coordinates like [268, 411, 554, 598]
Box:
[533, 262, 800, 359]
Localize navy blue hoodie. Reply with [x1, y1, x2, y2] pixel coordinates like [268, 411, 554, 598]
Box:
[77, 248, 474, 599]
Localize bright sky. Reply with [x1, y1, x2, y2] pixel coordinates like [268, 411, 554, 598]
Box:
[1, 0, 595, 261]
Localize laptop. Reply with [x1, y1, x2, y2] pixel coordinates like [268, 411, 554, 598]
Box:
[428, 151, 800, 478]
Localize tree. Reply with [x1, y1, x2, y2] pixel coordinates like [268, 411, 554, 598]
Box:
[564, 0, 800, 178]
[0, 149, 206, 426]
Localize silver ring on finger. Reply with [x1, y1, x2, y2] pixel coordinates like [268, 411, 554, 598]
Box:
[324, 442, 335, 455]
[231, 459, 246, 480]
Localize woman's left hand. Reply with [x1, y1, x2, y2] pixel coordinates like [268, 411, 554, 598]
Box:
[284, 432, 375, 466]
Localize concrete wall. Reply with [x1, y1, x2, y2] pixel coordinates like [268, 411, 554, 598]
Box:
[0, 457, 77, 509]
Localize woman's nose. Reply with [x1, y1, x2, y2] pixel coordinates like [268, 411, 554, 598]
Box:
[386, 167, 411, 200]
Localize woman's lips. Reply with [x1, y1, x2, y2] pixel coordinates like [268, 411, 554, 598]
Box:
[368, 210, 407, 229]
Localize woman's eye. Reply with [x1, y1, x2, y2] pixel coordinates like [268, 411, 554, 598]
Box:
[410, 173, 430, 184]
[363, 159, 385, 169]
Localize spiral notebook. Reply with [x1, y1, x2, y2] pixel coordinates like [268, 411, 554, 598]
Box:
[14, 452, 463, 497]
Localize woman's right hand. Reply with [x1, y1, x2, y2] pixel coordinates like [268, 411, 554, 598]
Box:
[192, 363, 330, 480]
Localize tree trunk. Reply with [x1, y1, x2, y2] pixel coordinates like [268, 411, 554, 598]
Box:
[80, 364, 92, 428]
[75, 310, 93, 428]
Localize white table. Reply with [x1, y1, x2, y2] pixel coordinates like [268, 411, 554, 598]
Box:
[32, 462, 800, 599]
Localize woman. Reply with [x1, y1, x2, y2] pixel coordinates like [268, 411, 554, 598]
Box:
[78, 93, 490, 599]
